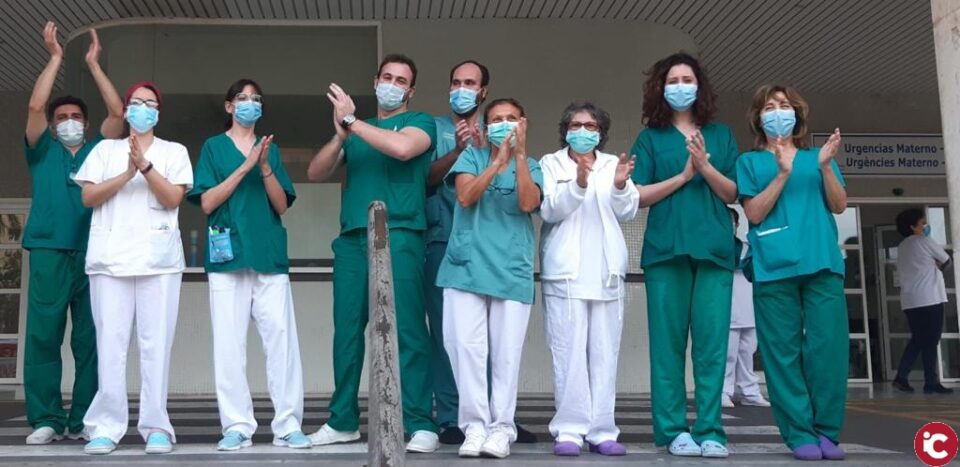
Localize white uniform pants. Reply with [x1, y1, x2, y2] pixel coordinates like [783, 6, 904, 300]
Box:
[442, 288, 531, 441]
[543, 296, 622, 446]
[84, 273, 181, 443]
[724, 326, 763, 399]
[209, 271, 304, 438]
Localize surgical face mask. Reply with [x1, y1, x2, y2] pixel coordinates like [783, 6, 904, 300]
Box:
[233, 101, 262, 128]
[449, 87, 479, 115]
[56, 119, 85, 147]
[923, 224, 932, 237]
[566, 128, 600, 154]
[126, 104, 159, 134]
[487, 121, 518, 147]
[376, 82, 407, 111]
[761, 108, 796, 138]
[663, 83, 698, 111]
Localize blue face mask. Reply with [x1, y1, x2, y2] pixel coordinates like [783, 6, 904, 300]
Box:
[761, 108, 796, 138]
[663, 83, 697, 111]
[376, 82, 407, 111]
[923, 224, 932, 237]
[126, 104, 159, 134]
[234, 101, 262, 128]
[487, 121, 518, 147]
[566, 128, 600, 154]
[449, 87, 480, 115]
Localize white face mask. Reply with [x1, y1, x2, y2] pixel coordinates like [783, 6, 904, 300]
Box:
[55, 119, 85, 147]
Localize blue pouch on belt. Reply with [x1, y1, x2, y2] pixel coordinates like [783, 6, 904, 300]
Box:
[208, 226, 234, 263]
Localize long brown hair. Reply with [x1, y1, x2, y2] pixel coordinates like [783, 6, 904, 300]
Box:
[641, 52, 717, 128]
[747, 84, 811, 149]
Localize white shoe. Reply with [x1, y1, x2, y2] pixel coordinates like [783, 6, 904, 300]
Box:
[406, 430, 439, 453]
[26, 427, 62, 445]
[480, 429, 511, 458]
[66, 431, 88, 441]
[459, 431, 486, 457]
[309, 423, 360, 446]
[668, 432, 701, 457]
[740, 395, 771, 407]
[721, 394, 735, 408]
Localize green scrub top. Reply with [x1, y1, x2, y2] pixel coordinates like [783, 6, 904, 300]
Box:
[23, 131, 103, 251]
[736, 147, 846, 283]
[435, 146, 543, 304]
[426, 114, 485, 245]
[630, 122, 740, 270]
[339, 111, 436, 234]
[187, 133, 297, 274]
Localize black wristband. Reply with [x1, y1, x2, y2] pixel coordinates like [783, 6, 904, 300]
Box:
[140, 162, 153, 175]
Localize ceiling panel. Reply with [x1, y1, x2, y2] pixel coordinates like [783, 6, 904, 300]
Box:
[0, 0, 937, 95]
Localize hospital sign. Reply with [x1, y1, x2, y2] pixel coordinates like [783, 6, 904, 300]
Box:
[812, 133, 945, 175]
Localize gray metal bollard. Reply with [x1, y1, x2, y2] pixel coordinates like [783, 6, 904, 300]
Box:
[366, 201, 405, 467]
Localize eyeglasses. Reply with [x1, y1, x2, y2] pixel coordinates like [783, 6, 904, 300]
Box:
[128, 98, 159, 109]
[234, 93, 262, 103]
[568, 122, 599, 131]
[486, 184, 515, 196]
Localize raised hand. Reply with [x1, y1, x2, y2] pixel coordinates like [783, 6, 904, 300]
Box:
[575, 153, 593, 188]
[774, 138, 795, 175]
[680, 152, 696, 182]
[615, 152, 636, 189]
[687, 131, 710, 170]
[455, 119, 473, 151]
[43, 22, 63, 59]
[244, 134, 273, 169]
[327, 83, 357, 126]
[257, 134, 274, 169]
[818, 128, 842, 166]
[514, 117, 528, 155]
[128, 135, 148, 172]
[85, 29, 101, 66]
[472, 122, 488, 148]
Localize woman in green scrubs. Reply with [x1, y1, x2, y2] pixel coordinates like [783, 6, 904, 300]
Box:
[736, 84, 848, 461]
[630, 53, 739, 459]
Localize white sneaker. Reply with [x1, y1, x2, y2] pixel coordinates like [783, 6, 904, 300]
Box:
[406, 430, 439, 453]
[480, 429, 511, 458]
[668, 432, 701, 457]
[309, 423, 360, 446]
[721, 394, 735, 408]
[459, 431, 486, 457]
[740, 395, 771, 407]
[26, 427, 62, 445]
[66, 431, 88, 441]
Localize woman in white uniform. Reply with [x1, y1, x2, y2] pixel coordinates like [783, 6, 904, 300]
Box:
[722, 208, 769, 408]
[539, 101, 638, 457]
[76, 82, 193, 455]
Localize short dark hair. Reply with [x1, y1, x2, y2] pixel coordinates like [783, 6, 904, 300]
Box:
[896, 207, 926, 238]
[641, 52, 717, 129]
[483, 98, 525, 122]
[46, 96, 88, 122]
[378, 54, 418, 87]
[224, 78, 263, 128]
[449, 60, 489, 87]
[558, 101, 611, 150]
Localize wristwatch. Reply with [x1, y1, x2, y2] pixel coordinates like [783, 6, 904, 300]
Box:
[340, 114, 357, 130]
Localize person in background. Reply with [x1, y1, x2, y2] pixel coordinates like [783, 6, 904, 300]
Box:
[892, 207, 954, 394]
[437, 98, 542, 459]
[188, 79, 310, 451]
[21, 22, 124, 445]
[631, 52, 739, 459]
[539, 101, 638, 457]
[736, 84, 848, 461]
[77, 81, 194, 455]
[722, 208, 770, 408]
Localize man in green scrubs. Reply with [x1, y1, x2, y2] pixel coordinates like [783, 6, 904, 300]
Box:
[306, 54, 440, 453]
[22, 23, 124, 444]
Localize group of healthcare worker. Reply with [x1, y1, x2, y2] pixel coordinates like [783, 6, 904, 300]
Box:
[22, 18, 854, 461]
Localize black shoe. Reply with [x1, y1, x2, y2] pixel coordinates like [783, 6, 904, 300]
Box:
[892, 379, 915, 393]
[924, 384, 955, 394]
[515, 423, 537, 444]
[438, 427, 465, 445]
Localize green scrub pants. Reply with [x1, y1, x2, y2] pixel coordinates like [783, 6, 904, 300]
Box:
[23, 248, 97, 434]
[645, 256, 731, 447]
[328, 229, 438, 434]
[753, 271, 848, 449]
[423, 241, 459, 429]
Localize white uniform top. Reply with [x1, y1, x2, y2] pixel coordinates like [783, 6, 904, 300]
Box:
[730, 269, 755, 328]
[75, 136, 194, 277]
[897, 234, 950, 310]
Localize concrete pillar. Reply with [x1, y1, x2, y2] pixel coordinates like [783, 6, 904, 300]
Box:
[932, 0, 960, 338]
[366, 201, 405, 467]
